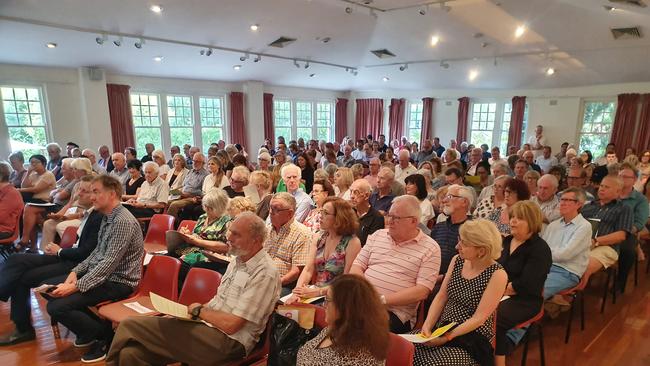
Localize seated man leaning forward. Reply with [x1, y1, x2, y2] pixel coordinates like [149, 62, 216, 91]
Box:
[45, 175, 144, 363]
[106, 212, 280, 366]
[350, 195, 441, 334]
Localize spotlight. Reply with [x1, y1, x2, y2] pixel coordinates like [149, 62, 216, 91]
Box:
[304, 62, 310, 69]
[95, 34, 108, 45]
[603, 5, 616, 11]
[250, 24, 259, 31]
[419, 6, 427, 15]
[239, 53, 249, 62]
[515, 25, 526, 38]
[233, 65, 241, 71]
[46, 42, 57, 49]
[430, 35, 440, 46]
[352, 70, 358, 76]
[440, 60, 450, 69]
[113, 36, 123, 47]
[309, 73, 316, 78]
[399, 64, 408, 71]
[153, 56, 163, 62]
[149, 4, 163, 13]
[345, 67, 349, 72]
[293, 60, 300, 68]
[345, 7, 353, 14]
[253, 54, 261, 62]
[134, 38, 145, 49]
[200, 49, 205, 56]
[546, 67, 555, 76]
[205, 48, 213, 56]
[382, 76, 389, 82]
[468, 69, 479, 81]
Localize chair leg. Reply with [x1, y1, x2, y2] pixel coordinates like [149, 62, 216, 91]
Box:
[612, 268, 617, 305]
[634, 259, 638, 287]
[601, 268, 612, 313]
[564, 294, 575, 344]
[51, 319, 60, 339]
[538, 324, 546, 366]
[521, 329, 529, 366]
[579, 291, 585, 331]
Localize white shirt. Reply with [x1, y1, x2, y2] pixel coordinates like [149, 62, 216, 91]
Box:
[395, 164, 417, 184]
[137, 177, 169, 204]
[527, 134, 547, 158]
[202, 174, 229, 194]
[535, 156, 558, 174]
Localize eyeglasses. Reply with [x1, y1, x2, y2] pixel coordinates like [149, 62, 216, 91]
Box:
[567, 176, 582, 180]
[269, 207, 292, 214]
[445, 194, 464, 200]
[385, 215, 416, 221]
[559, 198, 579, 203]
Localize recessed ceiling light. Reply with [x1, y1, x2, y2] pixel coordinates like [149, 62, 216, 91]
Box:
[603, 5, 617, 11]
[546, 67, 555, 76]
[515, 25, 526, 38]
[150, 5, 163, 13]
[233, 65, 242, 71]
[430, 35, 440, 46]
[153, 56, 163, 62]
[46, 42, 57, 48]
[250, 24, 259, 31]
[468, 69, 478, 81]
[382, 76, 389, 82]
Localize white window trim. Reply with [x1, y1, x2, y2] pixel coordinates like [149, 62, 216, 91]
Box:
[406, 100, 424, 143]
[577, 98, 617, 157]
[0, 84, 53, 148]
[273, 98, 335, 142]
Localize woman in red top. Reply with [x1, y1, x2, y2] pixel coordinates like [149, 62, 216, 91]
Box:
[0, 161, 24, 240]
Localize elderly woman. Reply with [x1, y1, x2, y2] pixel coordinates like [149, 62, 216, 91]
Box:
[250, 170, 274, 220]
[257, 151, 272, 171]
[226, 196, 256, 217]
[523, 170, 540, 197]
[41, 175, 94, 247]
[487, 178, 530, 236]
[333, 167, 353, 200]
[172, 189, 232, 277]
[474, 175, 509, 220]
[165, 153, 189, 192]
[224, 166, 249, 198]
[296, 275, 389, 365]
[151, 149, 169, 180]
[405, 174, 435, 226]
[495, 201, 552, 366]
[303, 179, 336, 233]
[18, 154, 56, 204]
[414, 219, 508, 366]
[125, 161, 169, 218]
[122, 159, 145, 200]
[350, 163, 364, 181]
[8, 151, 27, 188]
[0, 161, 24, 240]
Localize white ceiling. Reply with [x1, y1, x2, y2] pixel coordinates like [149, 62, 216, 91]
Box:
[1, 0, 650, 91]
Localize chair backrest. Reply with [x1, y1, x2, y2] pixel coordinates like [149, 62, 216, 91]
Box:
[178, 220, 197, 233]
[0, 206, 23, 244]
[178, 268, 222, 305]
[59, 226, 79, 249]
[386, 333, 415, 366]
[144, 214, 176, 247]
[137, 255, 181, 301]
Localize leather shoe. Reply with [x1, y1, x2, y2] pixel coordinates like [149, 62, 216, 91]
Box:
[0, 329, 36, 346]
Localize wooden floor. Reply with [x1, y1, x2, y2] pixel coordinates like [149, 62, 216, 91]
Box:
[0, 266, 649, 365]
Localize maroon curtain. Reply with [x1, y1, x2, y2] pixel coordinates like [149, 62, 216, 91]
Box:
[456, 97, 470, 143]
[635, 94, 650, 153]
[106, 84, 135, 152]
[611, 93, 640, 159]
[335, 98, 348, 143]
[388, 98, 406, 142]
[263, 93, 274, 143]
[421, 97, 434, 145]
[508, 96, 527, 150]
[229, 92, 247, 147]
[355, 99, 383, 140]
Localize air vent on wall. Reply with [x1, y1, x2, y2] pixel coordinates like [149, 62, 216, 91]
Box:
[370, 49, 396, 59]
[611, 26, 642, 39]
[609, 0, 647, 8]
[268, 36, 297, 48]
[549, 100, 558, 106]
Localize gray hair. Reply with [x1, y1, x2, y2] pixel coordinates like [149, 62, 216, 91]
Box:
[231, 166, 250, 183]
[538, 174, 559, 189]
[0, 161, 12, 182]
[280, 163, 301, 179]
[238, 211, 268, 244]
[449, 184, 476, 210]
[46, 142, 61, 153]
[561, 187, 587, 204]
[272, 192, 297, 210]
[491, 161, 509, 175]
[379, 167, 395, 180]
[9, 151, 24, 163]
[142, 161, 160, 174]
[324, 163, 338, 177]
[314, 168, 329, 181]
[351, 178, 372, 194]
[224, 144, 238, 157]
[61, 157, 75, 169]
[201, 188, 230, 217]
[72, 157, 92, 174]
[152, 149, 166, 161]
[392, 195, 422, 221]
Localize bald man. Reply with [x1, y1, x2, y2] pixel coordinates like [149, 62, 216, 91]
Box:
[395, 149, 417, 184]
[82, 149, 106, 175]
[531, 174, 561, 224]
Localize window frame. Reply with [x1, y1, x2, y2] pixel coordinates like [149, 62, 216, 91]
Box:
[272, 98, 335, 142]
[577, 98, 617, 159]
[406, 101, 424, 144]
[0, 84, 53, 156]
[467, 99, 528, 151]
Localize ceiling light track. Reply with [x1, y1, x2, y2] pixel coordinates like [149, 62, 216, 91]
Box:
[341, 0, 459, 12]
[0, 15, 358, 74]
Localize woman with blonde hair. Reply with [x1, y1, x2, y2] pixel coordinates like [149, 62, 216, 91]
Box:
[250, 170, 273, 220]
[415, 219, 507, 365]
[333, 167, 353, 200]
[226, 196, 256, 217]
[165, 153, 189, 192]
[151, 149, 169, 180]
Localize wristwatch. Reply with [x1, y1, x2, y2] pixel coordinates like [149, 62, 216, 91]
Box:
[190, 305, 203, 320]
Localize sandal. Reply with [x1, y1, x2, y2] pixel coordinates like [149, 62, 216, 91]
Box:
[13, 242, 30, 253]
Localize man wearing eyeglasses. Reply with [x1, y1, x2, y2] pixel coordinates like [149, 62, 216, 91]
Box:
[531, 174, 561, 225]
[350, 195, 441, 334]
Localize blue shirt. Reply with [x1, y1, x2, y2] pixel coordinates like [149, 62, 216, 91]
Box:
[581, 199, 633, 252]
[291, 188, 313, 223]
[542, 214, 592, 277]
[620, 189, 649, 232]
[182, 168, 209, 196]
[431, 216, 470, 273]
[369, 191, 395, 214]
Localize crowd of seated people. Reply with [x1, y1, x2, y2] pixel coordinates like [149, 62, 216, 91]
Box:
[0, 130, 649, 365]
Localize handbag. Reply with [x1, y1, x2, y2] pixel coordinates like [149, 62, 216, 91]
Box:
[267, 312, 322, 366]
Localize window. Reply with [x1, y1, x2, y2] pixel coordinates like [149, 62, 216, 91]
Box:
[407, 102, 423, 143]
[499, 102, 528, 152]
[199, 97, 224, 153]
[1, 86, 48, 157]
[273, 99, 335, 142]
[131, 93, 162, 157]
[167, 95, 193, 151]
[469, 103, 497, 147]
[578, 101, 616, 158]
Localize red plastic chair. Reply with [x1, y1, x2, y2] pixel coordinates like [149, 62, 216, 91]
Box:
[59, 226, 79, 249]
[0, 206, 23, 259]
[387, 333, 415, 366]
[143, 214, 176, 253]
[514, 308, 545, 366]
[178, 268, 222, 305]
[97, 255, 182, 324]
[178, 220, 197, 233]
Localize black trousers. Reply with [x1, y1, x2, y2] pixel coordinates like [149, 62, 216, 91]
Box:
[388, 311, 412, 334]
[126, 206, 156, 218]
[616, 233, 637, 292]
[496, 296, 541, 356]
[46, 281, 133, 342]
[0, 232, 12, 240]
[0, 253, 76, 332]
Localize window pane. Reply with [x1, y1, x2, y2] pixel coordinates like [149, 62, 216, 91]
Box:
[199, 97, 223, 127]
[317, 127, 331, 141]
[274, 100, 292, 127]
[167, 95, 193, 127]
[8, 126, 47, 156]
[296, 102, 312, 127]
[470, 103, 496, 146]
[170, 127, 194, 149]
[297, 127, 312, 141]
[2, 86, 48, 153]
[135, 128, 162, 159]
[202, 128, 223, 152]
[579, 101, 616, 157]
[275, 127, 291, 141]
[131, 93, 161, 126]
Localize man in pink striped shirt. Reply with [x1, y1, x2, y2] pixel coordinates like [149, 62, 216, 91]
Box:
[351, 195, 441, 333]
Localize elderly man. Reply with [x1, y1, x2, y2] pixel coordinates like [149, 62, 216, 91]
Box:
[106, 212, 280, 365]
[167, 145, 180, 168]
[264, 193, 311, 296]
[527, 125, 547, 158]
[617, 162, 649, 291]
[532, 174, 561, 224]
[395, 149, 417, 184]
[478, 161, 509, 202]
[0, 178, 103, 346]
[108, 152, 129, 187]
[280, 164, 313, 223]
[466, 147, 488, 176]
[337, 144, 354, 167]
[166, 152, 209, 218]
[185, 146, 201, 168]
[82, 149, 106, 175]
[46, 142, 64, 180]
[46, 175, 143, 362]
[542, 187, 592, 300]
[364, 157, 381, 189]
[351, 195, 441, 333]
[415, 139, 435, 165]
[535, 146, 558, 174]
[369, 167, 398, 214]
[349, 179, 385, 246]
[444, 167, 464, 186]
[523, 151, 541, 173]
[140, 143, 155, 163]
[582, 176, 633, 281]
[97, 145, 112, 171]
[431, 184, 475, 274]
[224, 166, 248, 198]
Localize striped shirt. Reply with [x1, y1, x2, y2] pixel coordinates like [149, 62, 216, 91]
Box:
[72, 204, 144, 292]
[182, 168, 209, 196]
[581, 199, 633, 252]
[353, 229, 441, 324]
[207, 249, 280, 354]
[264, 220, 311, 278]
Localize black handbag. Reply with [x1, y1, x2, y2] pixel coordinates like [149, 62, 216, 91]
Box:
[267, 312, 322, 366]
